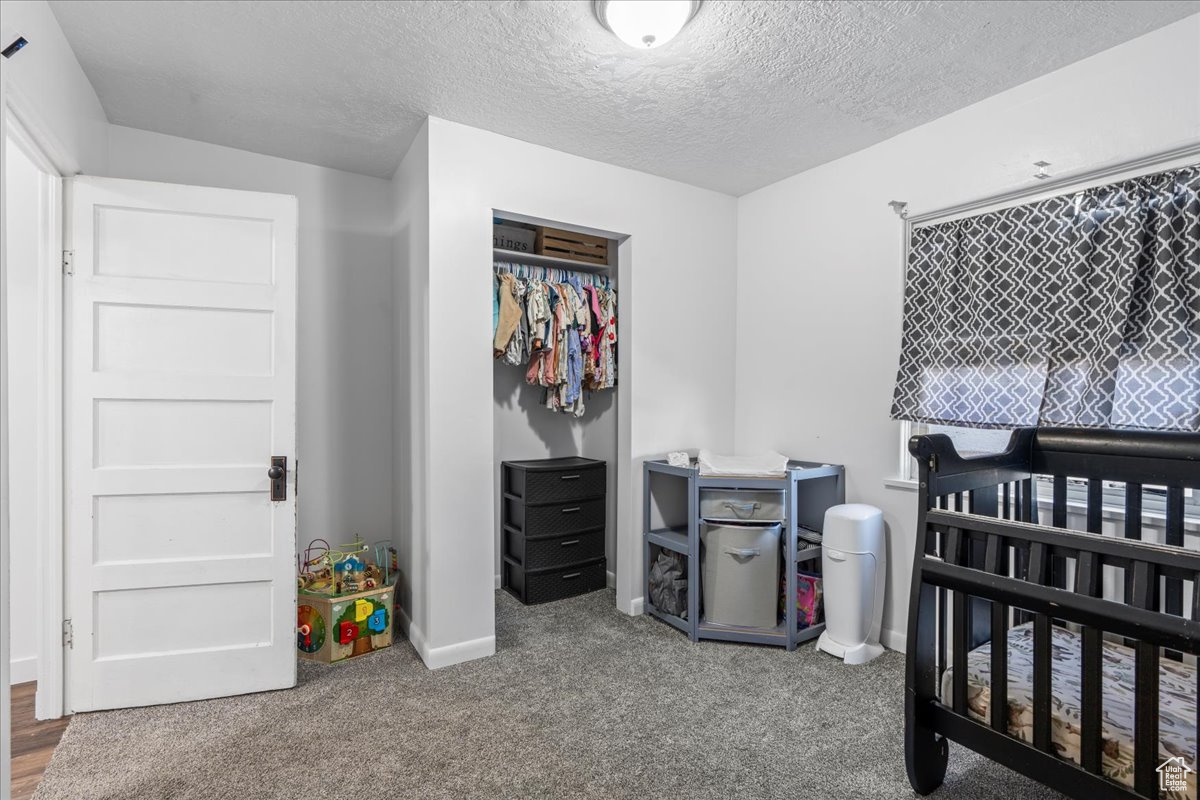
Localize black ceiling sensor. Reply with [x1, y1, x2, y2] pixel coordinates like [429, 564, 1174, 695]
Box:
[2, 36, 28, 59]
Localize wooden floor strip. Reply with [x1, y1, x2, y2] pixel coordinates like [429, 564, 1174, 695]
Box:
[9, 682, 69, 800]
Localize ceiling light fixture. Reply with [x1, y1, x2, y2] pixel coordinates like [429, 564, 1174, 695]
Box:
[593, 0, 701, 50]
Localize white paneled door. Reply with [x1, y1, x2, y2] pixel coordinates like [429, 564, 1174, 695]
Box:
[64, 176, 297, 711]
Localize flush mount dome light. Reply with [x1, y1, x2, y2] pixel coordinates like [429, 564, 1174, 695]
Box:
[594, 0, 701, 49]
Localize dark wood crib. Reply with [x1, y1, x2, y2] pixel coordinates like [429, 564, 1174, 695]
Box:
[905, 427, 1200, 800]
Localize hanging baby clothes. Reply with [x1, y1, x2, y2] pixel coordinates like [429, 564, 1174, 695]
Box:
[493, 272, 522, 357]
[502, 277, 529, 366]
[494, 262, 616, 417]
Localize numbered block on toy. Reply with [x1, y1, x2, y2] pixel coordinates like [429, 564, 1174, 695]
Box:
[297, 581, 394, 664]
[354, 599, 372, 622]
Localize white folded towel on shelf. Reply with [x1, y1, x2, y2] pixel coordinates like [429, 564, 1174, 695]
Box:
[666, 451, 691, 469]
[697, 450, 789, 478]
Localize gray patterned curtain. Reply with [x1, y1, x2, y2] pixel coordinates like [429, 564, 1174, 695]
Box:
[891, 165, 1199, 432]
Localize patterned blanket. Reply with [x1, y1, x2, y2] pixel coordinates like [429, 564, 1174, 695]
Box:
[940, 622, 1196, 799]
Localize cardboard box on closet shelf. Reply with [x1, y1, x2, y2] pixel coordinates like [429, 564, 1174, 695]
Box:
[494, 223, 536, 253]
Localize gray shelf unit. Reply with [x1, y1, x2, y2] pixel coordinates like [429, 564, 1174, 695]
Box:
[642, 458, 845, 650]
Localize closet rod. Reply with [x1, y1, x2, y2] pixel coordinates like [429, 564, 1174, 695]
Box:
[494, 260, 612, 288]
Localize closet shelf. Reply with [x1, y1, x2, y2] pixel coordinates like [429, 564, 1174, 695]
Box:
[797, 544, 823, 562]
[646, 527, 689, 554]
[493, 247, 612, 274]
[697, 618, 788, 642]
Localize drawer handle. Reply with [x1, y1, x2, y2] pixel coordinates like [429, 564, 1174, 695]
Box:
[562, 572, 582, 579]
[560, 474, 581, 481]
[723, 547, 761, 558]
[723, 500, 761, 519]
[561, 507, 581, 513]
[561, 540, 580, 547]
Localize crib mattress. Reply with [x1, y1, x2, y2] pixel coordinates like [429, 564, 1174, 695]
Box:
[939, 622, 1197, 799]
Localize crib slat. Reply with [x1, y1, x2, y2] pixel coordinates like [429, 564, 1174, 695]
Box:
[1076, 551, 1103, 775]
[1002, 482, 1011, 519]
[1032, 613, 1053, 753]
[1085, 478, 1102, 534]
[1193, 572, 1200, 621]
[970, 487, 997, 518]
[952, 588, 968, 714]
[1020, 478, 1034, 523]
[945, 526, 966, 712]
[938, 586, 948, 685]
[989, 600, 1008, 733]
[1131, 560, 1160, 797]
[1052, 475, 1068, 528]
[1029, 541, 1051, 751]
[1027, 541, 1048, 586]
[984, 533, 1008, 734]
[1123, 483, 1142, 614]
[1164, 487, 1185, 662]
[1165, 487, 1184, 613]
[1125, 482, 1143, 540]
[1134, 641, 1160, 798]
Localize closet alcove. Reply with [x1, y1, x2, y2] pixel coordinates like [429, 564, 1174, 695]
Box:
[492, 211, 623, 606]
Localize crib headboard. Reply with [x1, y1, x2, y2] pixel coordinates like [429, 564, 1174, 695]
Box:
[911, 426, 1200, 540]
[909, 427, 1200, 644]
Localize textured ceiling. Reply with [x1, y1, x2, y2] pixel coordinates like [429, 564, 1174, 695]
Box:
[48, 0, 1199, 195]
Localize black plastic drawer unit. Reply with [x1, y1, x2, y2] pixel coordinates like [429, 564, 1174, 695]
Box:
[501, 457, 606, 605]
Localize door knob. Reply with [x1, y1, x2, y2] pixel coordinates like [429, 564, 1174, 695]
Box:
[268, 457, 287, 501]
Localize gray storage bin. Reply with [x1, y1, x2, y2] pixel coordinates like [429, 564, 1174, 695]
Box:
[699, 489, 785, 523]
[701, 522, 781, 629]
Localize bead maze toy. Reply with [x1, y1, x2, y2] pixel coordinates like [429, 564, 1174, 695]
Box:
[296, 537, 396, 663]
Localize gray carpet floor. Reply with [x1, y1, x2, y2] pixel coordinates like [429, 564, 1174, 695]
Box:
[34, 590, 1062, 799]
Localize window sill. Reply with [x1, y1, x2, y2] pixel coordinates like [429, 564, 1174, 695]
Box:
[883, 477, 919, 492]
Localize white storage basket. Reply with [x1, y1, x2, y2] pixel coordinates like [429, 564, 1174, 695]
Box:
[699, 489, 785, 523]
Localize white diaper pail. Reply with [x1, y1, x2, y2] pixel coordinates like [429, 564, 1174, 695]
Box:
[816, 504, 886, 665]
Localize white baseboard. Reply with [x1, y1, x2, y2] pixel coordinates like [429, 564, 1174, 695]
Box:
[396, 604, 496, 670]
[396, 604, 413, 638]
[421, 634, 497, 669]
[10, 655, 36, 685]
[495, 573, 501, 590]
[881, 627, 907, 654]
[630, 596, 644, 615]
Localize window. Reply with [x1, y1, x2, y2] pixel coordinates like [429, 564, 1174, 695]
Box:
[891, 165, 1198, 433]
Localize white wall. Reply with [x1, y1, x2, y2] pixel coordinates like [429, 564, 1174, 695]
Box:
[399, 117, 737, 666]
[733, 15, 1200, 650]
[2, 0, 108, 175]
[106, 125, 396, 555]
[4, 138, 40, 684]
[391, 121, 429, 643]
[2, 1, 107, 705]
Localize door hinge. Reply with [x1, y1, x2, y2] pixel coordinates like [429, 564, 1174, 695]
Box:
[62, 250, 74, 275]
[62, 618, 74, 649]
